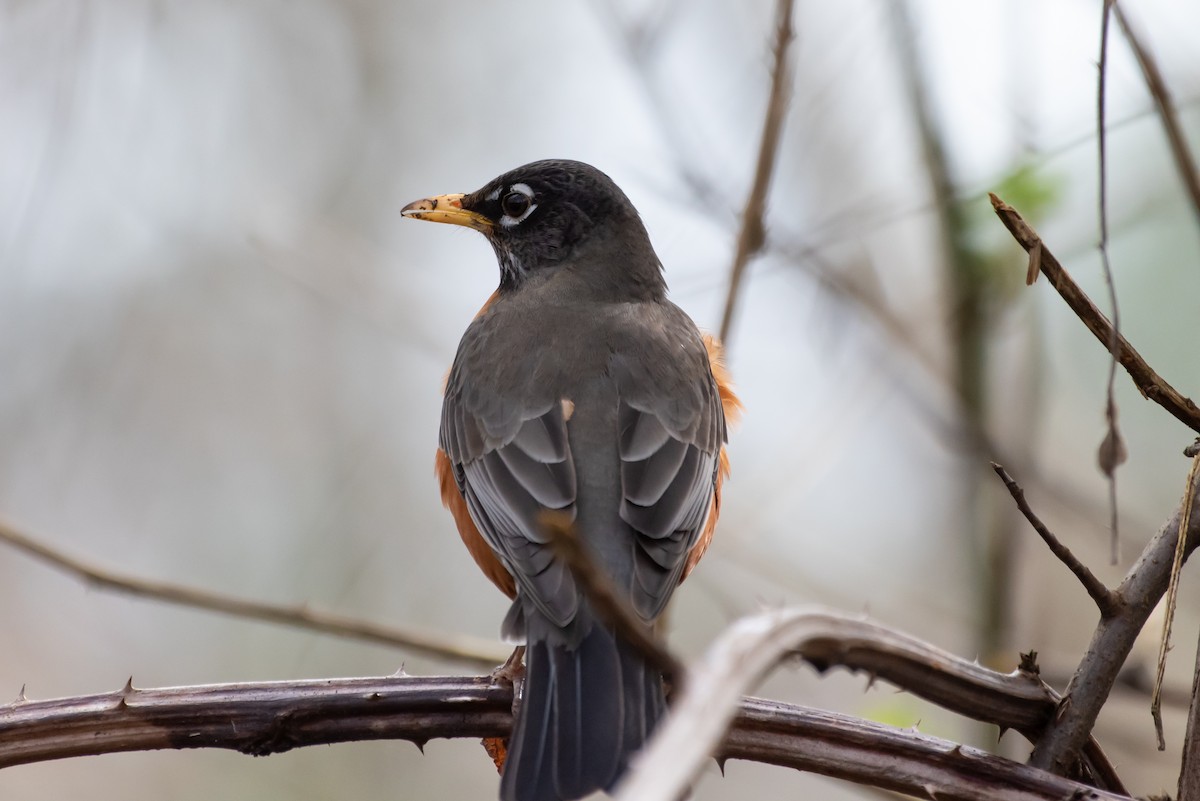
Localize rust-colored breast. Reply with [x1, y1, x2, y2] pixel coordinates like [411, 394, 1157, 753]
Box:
[435, 447, 517, 599]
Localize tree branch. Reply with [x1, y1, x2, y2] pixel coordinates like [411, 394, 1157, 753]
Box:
[615, 607, 1125, 799]
[1029, 483, 1200, 775]
[990, 463, 1120, 616]
[989, 194, 1200, 435]
[0, 516, 509, 668]
[0, 673, 1131, 801]
[1114, 2, 1200, 232]
[718, 0, 795, 343]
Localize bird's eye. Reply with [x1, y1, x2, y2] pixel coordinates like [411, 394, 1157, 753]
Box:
[497, 183, 538, 228]
[501, 191, 531, 218]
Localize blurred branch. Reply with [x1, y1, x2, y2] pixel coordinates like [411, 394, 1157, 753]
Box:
[617, 607, 1128, 800]
[0, 673, 1129, 801]
[1029, 479, 1200, 775]
[718, 0, 796, 343]
[1096, 0, 1125, 563]
[990, 463, 1119, 616]
[1115, 3, 1200, 232]
[990, 194, 1200, 435]
[0, 516, 509, 667]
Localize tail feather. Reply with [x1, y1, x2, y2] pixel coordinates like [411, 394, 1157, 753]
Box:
[500, 624, 664, 801]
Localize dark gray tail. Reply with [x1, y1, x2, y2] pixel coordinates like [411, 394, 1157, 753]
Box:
[499, 624, 665, 801]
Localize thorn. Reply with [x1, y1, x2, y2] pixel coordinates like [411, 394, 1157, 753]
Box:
[864, 672, 877, 691]
[412, 738, 427, 754]
[367, 692, 382, 701]
[997, 725, 1009, 742]
[392, 663, 408, 678]
[114, 676, 136, 709]
[714, 755, 727, 777]
[16, 684, 27, 703]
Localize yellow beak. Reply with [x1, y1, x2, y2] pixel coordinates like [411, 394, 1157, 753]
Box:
[401, 193, 494, 232]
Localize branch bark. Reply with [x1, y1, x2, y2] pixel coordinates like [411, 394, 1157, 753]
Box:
[990, 194, 1200, 435]
[0, 675, 1132, 801]
[616, 607, 1126, 799]
[991, 462, 1120, 616]
[1029, 486, 1200, 775]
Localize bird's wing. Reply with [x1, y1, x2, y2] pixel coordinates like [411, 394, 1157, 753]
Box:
[440, 374, 580, 629]
[610, 314, 731, 621]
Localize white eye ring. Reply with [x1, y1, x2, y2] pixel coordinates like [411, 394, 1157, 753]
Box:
[499, 183, 537, 228]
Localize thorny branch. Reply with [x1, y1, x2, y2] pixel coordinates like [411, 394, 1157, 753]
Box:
[0, 516, 509, 668]
[615, 607, 1128, 800]
[989, 194, 1200, 435]
[990, 463, 1120, 616]
[718, 0, 795, 343]
[0, 624, 1129, 800]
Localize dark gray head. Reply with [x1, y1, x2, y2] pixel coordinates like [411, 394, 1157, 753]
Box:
[403, 160, 664, 296]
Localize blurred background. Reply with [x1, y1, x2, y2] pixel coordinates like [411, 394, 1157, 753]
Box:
[2, 0, 1199, 798]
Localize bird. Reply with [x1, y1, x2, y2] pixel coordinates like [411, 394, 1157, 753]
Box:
[402, 160, 739, 801]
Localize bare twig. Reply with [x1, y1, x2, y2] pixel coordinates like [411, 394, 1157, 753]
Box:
[0, 674, 1133, 801]
[616, 607, 1131, 801]
[539, 512, 684, 682]
[0, 516, 509, 667]
[990, 194, 1200, 435]
[1029, 484, 1200, 775]
[990, 463, 1120, 616]
[1096, 0, 1125, 564]
[1152, 451, 1200, 748]
[1115, 3, 1200, 231]
[718, 0, 795, 343]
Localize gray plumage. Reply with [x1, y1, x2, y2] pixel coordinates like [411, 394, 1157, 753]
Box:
[433, 161, 726, 801]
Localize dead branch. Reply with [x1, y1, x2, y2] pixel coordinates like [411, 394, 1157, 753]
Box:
[989, 194, 1200, 435]
[0, 674, 1131, 801]
[717, 0, 795, 343]
[1114, 3, 1200, 231]
[1029, 484, 1200, 775]
[0, 516, 509, 668]
[990, 463, 1120, 616]
[615, 607, 1129, 800]
[614, 607, 1125, 799]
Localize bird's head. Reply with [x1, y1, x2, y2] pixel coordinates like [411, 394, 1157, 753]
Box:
[403, 159, 662, 294]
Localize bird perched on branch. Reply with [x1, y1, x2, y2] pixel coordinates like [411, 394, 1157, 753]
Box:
[403, 160, 739, 801]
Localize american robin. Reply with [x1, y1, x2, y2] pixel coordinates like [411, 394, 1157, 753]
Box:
[402, 160, 739, 801]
